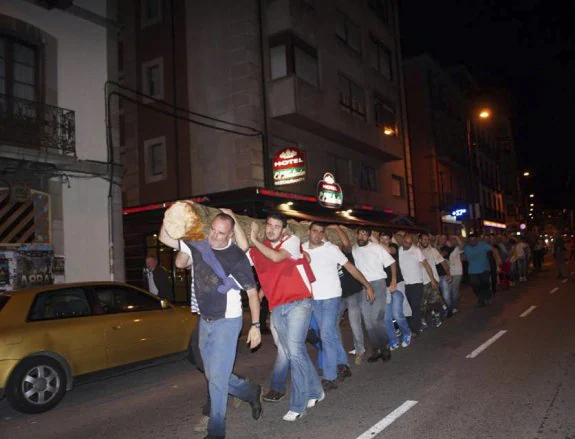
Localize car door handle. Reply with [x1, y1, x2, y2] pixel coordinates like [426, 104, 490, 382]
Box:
[112, 325, 122, 331]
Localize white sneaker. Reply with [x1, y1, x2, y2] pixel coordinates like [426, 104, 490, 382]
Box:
[283, 410, 303, 421]
[307, 391, 325, 408]
[452, 308, 459, 314]
[348, 349, 356, 355]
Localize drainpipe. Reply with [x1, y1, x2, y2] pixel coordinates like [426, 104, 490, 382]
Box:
[257, 0, 271, 188]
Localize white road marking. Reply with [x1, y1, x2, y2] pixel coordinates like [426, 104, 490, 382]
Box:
[355, 400, 418, 439]
[549, 287, 559, 295]
[562, 279, 568, 284]
[466, 330, 508, 359]
[520, 305, 537, 318]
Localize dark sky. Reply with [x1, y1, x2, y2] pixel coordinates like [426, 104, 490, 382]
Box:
[399, 1, 575, 209]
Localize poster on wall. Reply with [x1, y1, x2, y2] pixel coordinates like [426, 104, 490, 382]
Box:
[317, 172, 343, 209]
[14, 250, 54, 290]
[272, 147, 306, 186]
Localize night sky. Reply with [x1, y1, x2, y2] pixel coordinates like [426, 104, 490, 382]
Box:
[399, 1, 575, 209]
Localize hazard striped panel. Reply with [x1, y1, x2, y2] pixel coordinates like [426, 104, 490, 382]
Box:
[0, 189, 51, 245]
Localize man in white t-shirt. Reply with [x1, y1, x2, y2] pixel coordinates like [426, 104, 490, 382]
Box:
[441, 237, 463, 313]
[352, 227, 397, 363]
[419, 233, 451, 327]
[399, 234, 437, 334]
[515, 238, 529, 282]
[303, 222, 374, 390]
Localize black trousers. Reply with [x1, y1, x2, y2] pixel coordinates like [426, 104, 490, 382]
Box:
[469, 271, 492, 303]
[259, 296, 270, 330]
[405, 283, 424, 332]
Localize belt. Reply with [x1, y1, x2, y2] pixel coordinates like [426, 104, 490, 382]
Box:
[200, 315, 224, 323]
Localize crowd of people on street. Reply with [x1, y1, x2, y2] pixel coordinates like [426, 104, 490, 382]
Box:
[156, 209, 570, 439]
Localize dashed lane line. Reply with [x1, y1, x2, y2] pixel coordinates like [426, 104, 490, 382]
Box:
[355, 400, 418, 439]
[549, 287, 559, 295]
[519, 305, 537, 318]
[466, 330, 508, 359]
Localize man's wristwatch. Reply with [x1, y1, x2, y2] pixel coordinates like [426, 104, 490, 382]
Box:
[251, 322, 261, 329]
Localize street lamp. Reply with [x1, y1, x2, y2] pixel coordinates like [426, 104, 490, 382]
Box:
[523, 171, 530, 177]
[529, 194, 535, 198]
[479, 109, 491, 119]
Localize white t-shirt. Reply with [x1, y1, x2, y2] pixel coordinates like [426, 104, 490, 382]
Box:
[420, 246, 443, 284]
[399, 246, 426, 285]
[302, 241, 348, 300]
[449, 247, 463, 276]
[352, 242, 395, 282]
[515, 242, 528, 258]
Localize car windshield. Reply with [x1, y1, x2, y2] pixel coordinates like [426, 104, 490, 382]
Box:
[0, 294, 10, 312]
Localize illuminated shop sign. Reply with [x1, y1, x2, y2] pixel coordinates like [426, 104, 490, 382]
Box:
[272, 148, 306, 186]
[317, 172, 343, 209]
[451, 208, 467, 218]
[483, 220, 507, 229]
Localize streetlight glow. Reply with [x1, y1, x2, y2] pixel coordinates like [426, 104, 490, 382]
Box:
[478, 109, 491, 119]
[529, 194, 535, 198]
[523, 171, 530, 177]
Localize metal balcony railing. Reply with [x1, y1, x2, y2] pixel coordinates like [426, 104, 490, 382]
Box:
[0, 94, 76, 156]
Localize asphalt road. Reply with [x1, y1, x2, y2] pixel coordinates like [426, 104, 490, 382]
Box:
[1, 261, 574, 439]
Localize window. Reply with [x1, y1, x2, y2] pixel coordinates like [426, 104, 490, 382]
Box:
[369, 36, 392, 80]
[360, 164, 377, 191]
[141, 58, 164, 102]
[144, 136, 167, 183]
[269, 32, 319, 87]
[0, 294, 10, 312]
[93, 286, 163, 314]
[270, 45, 287, 79]
[0, 36, 38, 101]
[391, 174, 405, 198]
[369, 0, 391, 25]
[28, 288, 91, 321]
[336, 10, 362, 53]
[374, 95, 397, 133]
[141, 0, 162, 28]
[338, 74, 366, 119]
[327, 154, 351, 185]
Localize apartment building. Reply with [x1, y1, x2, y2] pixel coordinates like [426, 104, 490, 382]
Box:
[117, 0, 415, 296]
[0, 0, 124, 290]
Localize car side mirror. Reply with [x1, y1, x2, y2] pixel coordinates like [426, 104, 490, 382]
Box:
[160, 299, 170, 309]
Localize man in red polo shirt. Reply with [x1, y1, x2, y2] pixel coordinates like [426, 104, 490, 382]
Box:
[236, 213, 324, 422]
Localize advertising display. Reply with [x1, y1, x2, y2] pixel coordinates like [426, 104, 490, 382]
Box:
[272, 148, 306, 186]
[317, 172, 343, 209]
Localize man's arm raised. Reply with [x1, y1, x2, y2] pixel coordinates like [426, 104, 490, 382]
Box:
[250, 222, 292, 263]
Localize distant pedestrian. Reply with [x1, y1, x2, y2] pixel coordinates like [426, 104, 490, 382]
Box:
[143, 256, 174, 302]
[553, 234, 569, 279]
[460, 233, 493, 307]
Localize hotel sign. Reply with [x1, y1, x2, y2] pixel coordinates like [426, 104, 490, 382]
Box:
[317, 172, 343, 209]
[272, 148, 306, 186]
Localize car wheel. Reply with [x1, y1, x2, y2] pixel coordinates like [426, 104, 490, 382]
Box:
[6, 357, 67, 414]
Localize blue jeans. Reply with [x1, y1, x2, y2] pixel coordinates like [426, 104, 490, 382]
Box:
[313, 297, 348, 381]
[199, 316, 259, 437]
[384, 282, 412, 345]
[339, 292, 365, 355]
[271, 299, 323, 414]
[309, 313, 324, 370]
[439, 276, 452, 310]
[360, 279, 389, 351]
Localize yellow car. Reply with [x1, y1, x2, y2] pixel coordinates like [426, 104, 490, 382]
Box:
[0, 282, 197, 414]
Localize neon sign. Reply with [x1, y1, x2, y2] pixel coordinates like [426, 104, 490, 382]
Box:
[451, 208, 467, 218]
[317, 173, 343, 209]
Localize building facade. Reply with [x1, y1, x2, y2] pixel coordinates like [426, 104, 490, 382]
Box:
[117, 0, 414, 295]
[0, 0, 124, 291]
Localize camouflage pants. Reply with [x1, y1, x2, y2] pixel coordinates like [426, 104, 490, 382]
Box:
[422, 282, 443, 313]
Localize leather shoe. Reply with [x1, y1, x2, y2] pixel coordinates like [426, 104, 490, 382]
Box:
[367, 350, 382, 363]
[250, 384, 263, 420]
[380, 347, 391, 362]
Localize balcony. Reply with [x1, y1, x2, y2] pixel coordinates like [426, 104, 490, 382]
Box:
[0, 94, 76, 157]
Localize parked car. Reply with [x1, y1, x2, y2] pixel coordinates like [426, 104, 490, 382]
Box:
[0, 282, 196, 414]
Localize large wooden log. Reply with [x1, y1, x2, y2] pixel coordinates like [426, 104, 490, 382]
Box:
[162, 201, 357, 246]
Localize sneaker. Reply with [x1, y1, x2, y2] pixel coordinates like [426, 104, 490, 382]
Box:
[367, 350, 382, 363]
[307, 391, 325, 408]
[380, 347, 392, 362]
[354, 352, 365, 366]
[321, 379, 338, 391]
[401, 335, 411, 348]
[452, 308, 459, 314]
[263, 389, 286, 402]
[193, 415, 209, 433]
[337, 364, 352, 381]
[432, 312, 443, 328]
[421, 318, 428, 329]
[348, 349, 356, 355]
[283, 410, 303, 422]
[388, 341, 400, 351]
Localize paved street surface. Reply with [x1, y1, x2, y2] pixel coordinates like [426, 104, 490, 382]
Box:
[2, 261, 575, 439]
